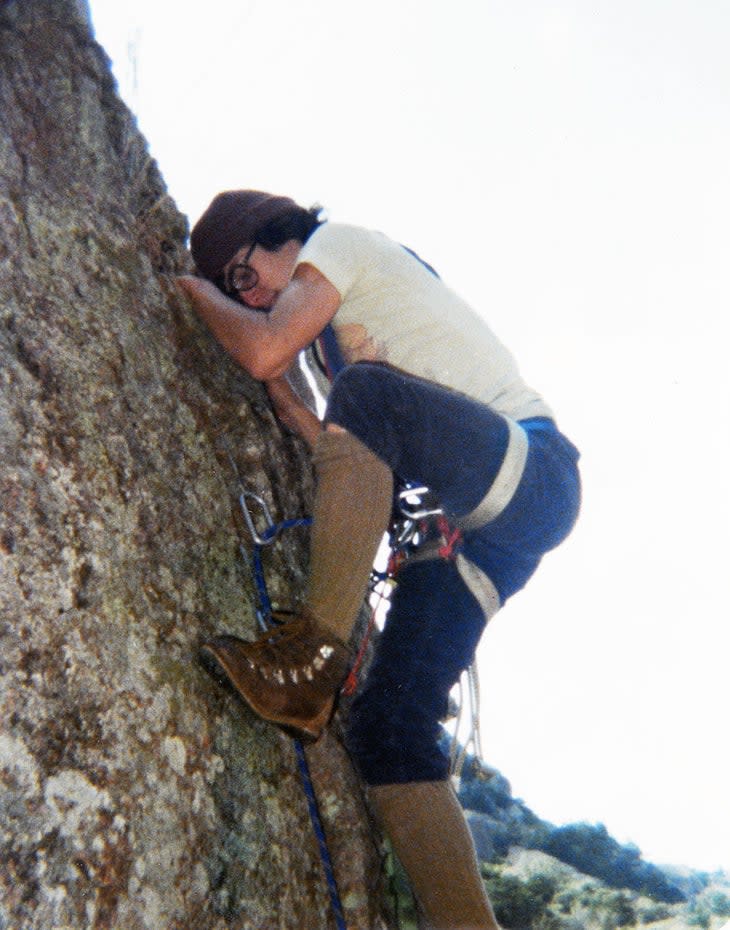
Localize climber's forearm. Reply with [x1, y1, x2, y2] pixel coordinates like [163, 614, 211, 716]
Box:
[177, 265, 340, 382]
[265, 377, 322, 450]
[177, 275, 281, 377]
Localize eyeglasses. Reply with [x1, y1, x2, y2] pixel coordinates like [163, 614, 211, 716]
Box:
[224, 242, 258, 295]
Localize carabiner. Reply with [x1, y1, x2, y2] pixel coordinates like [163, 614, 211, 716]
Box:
[239, 490, 278, 546]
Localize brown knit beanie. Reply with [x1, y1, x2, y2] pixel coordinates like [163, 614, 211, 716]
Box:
[190, 189, 300, 280]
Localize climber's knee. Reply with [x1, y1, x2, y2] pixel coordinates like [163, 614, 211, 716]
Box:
[325, 362, 389, 432]
[345, 687, 450, 786]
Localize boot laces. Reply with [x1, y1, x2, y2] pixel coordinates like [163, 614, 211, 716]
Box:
[245, 613, 331, 678]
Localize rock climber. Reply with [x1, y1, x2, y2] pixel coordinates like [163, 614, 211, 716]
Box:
[177, 189, 581, 930]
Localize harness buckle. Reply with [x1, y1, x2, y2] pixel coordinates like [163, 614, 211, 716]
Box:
[396, 485, 442, 520]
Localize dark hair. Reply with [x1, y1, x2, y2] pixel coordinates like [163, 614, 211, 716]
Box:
[190, 190, 325, 281]
[255, 204, 324, 250]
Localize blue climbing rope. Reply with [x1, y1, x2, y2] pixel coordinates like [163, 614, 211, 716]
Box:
[293, 739, 348, 930]
[245, 508, 348, 930]
[249, 516, 312, 627]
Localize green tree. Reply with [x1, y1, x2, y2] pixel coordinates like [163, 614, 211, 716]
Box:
[638, 902, 671, 923]
[686, 904, 711, 929]
[539, 823, 684, 903]
[481, 868, 557, 929]
[708, 891, 730, 917]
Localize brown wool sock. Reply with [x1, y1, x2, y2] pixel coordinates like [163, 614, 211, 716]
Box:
[307, 428, 393, 643]
[369, 780, 501, 930]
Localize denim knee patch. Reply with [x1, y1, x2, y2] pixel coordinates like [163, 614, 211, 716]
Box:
[346, 688, 452, 784]
[325, 363, 510, 518]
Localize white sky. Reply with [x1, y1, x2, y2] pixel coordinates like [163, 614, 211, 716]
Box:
[89, 0, 730, 874]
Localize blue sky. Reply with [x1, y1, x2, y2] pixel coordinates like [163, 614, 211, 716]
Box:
[89, 0, 730, 873]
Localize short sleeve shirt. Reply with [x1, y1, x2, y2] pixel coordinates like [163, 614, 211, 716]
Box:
[296, 222, 553, 422]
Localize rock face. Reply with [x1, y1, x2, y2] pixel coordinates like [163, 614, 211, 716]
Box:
[0, 3, 387, 927]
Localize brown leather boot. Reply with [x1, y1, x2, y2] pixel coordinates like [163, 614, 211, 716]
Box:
[200, 611, 351, 740]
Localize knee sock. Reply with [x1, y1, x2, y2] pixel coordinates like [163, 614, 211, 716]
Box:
[307, 429, 393, 642]
[369, 780, 500, 930]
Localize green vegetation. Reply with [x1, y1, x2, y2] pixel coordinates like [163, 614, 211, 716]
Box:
[475, 861, 730, 930]
[537, 822, 685, 903]
[386, 746, 730, 930]
[457, 760, 684, 902]
[481, 866, 560, 929]
[707, 890, 730, 917]
[449, 751, 730, 930]
[479, 865, 644, 930]
[636, 901, 672, 923]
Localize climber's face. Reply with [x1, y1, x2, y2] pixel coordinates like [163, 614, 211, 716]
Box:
[223, 239, 300, 311]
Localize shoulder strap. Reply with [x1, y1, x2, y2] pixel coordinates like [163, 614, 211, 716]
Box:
[400, 243, 440, 279]
[316, 322, 347, 381]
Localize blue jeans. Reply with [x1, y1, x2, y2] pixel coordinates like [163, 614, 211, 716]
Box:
[325, 363, 581, 784]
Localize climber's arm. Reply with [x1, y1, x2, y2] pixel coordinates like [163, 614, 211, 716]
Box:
[264, 375, 322, 450]
[178, 264, 340, 380]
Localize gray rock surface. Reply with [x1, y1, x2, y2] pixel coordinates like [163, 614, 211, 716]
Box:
[0, 2, 388, 927]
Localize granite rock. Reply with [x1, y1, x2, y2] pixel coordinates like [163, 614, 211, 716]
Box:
[0, 3, 388, 927]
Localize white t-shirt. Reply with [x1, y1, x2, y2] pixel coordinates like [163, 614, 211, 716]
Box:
[297, 222, 553, 422]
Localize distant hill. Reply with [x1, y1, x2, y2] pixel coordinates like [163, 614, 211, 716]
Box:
[477, 847, 730, 930]
[452, 757, 730, 930]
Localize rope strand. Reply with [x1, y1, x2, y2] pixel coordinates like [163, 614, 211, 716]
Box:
[250, 517, 347, 930]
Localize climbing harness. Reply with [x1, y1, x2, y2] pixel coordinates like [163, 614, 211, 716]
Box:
[388, 496, 488, 782]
